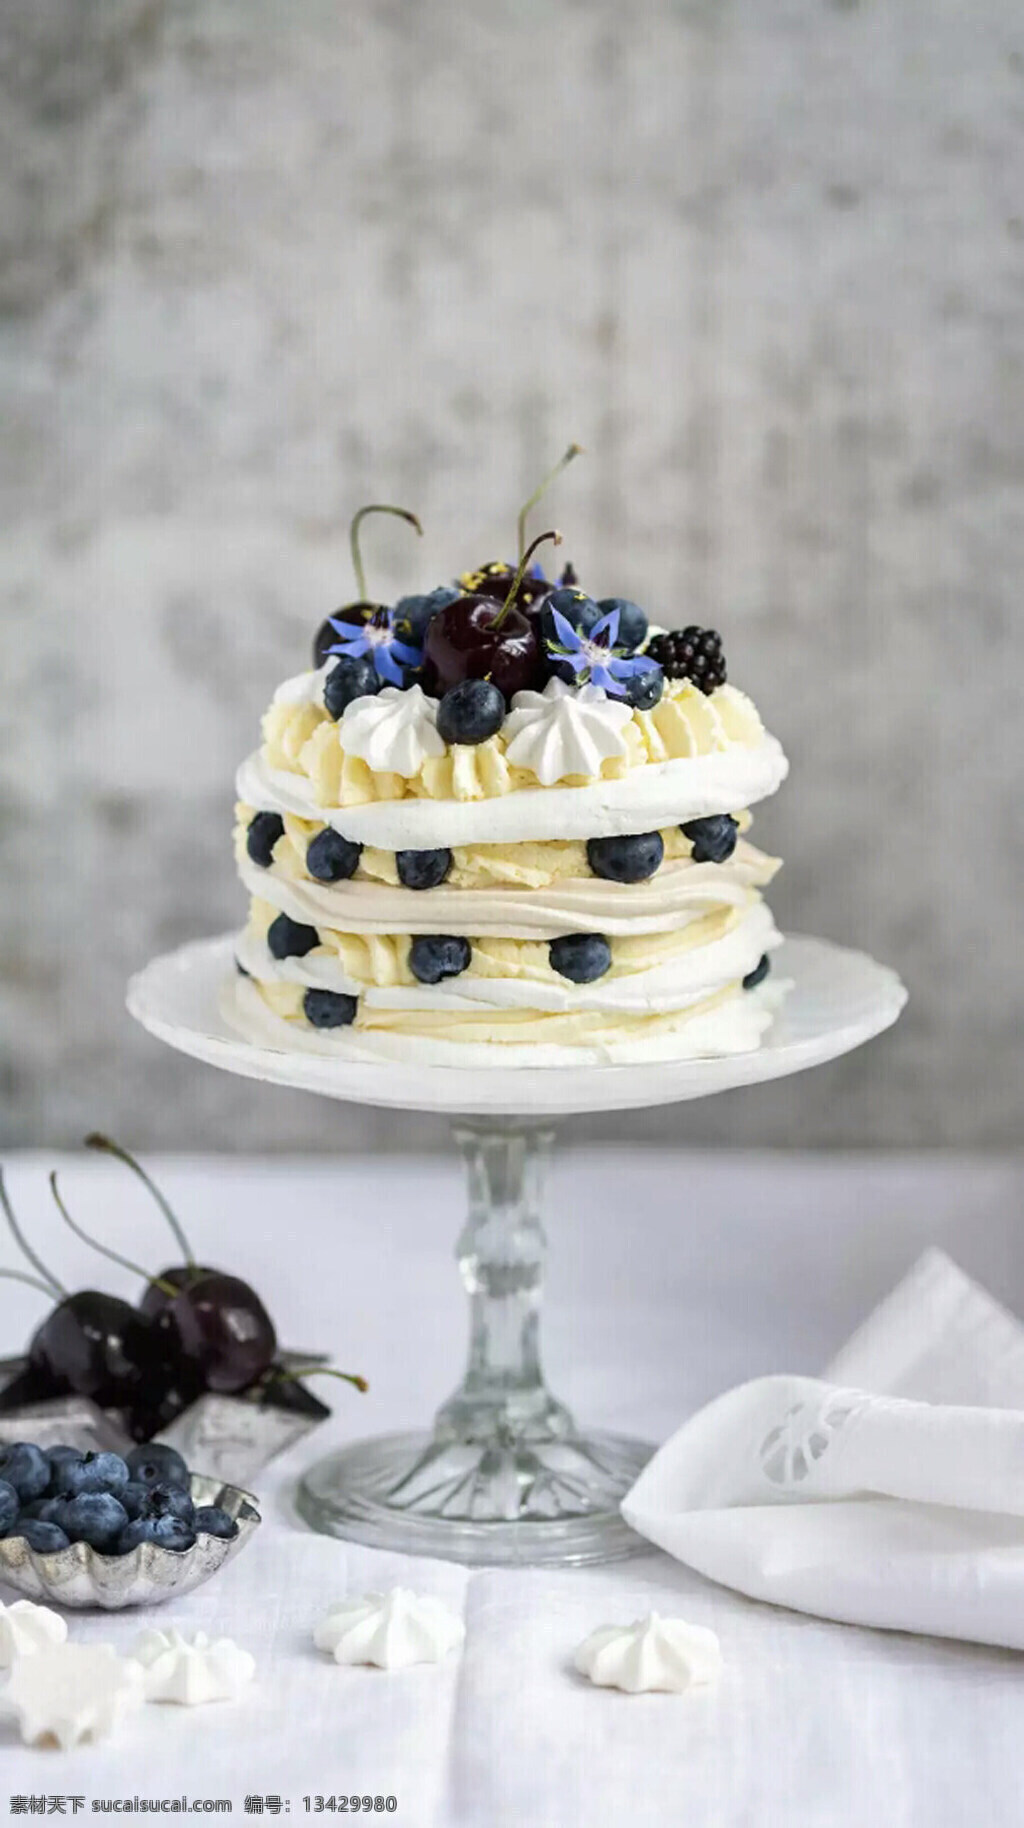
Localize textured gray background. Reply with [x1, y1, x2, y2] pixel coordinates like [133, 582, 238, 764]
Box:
[2, 0, 1022, 1150]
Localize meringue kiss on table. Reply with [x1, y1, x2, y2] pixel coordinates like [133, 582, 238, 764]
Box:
[0, 1642, 143, 1749]
[314, 1588, 465, 1669]
[574, 1613, 723, 1694]
[130, 1626, 255, 1705]
[0, 1597, 67, 1665]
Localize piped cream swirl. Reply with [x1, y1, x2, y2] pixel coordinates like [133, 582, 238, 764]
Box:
[236, 841, 778, 939]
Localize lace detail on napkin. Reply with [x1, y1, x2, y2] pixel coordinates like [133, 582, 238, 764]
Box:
[759, 1391, 867, 1486]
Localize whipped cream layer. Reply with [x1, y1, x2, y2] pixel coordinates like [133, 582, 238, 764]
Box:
[226, 970, 782, 1067]
[238, 899, 779, 1014]
[236, 840, 778, 940]
[237, 805, 756, 892]
[238, 739, 787, 849]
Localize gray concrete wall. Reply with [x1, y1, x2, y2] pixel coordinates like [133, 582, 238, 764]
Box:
[2, 0, 1023, 1150]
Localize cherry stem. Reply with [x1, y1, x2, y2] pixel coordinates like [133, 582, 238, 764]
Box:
[0, 1167, 65, 1296]
[492, 528, 562, 631]
[84, 1133, 195, 1268]
[517, 442, 583, 562]
[349, 505, 423, 603]
[0, 1266, 58, 1300]
[50, 1173, 179, 1299]
[273, 1365, 369, 1394]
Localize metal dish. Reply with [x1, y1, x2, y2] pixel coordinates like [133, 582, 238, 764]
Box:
[0, 1474, 260, 1610]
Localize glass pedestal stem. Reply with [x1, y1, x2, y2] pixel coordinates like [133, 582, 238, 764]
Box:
[433, 1119, 573, 1448]
[296, 1114, 653, 1565]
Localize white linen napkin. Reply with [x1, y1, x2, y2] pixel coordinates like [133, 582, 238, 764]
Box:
[622, 1249, 1024, 1649]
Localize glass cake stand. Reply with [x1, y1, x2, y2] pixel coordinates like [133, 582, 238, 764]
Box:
[127, 933, 905, 1566]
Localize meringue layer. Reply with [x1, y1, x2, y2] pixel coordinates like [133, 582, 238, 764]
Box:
[238, 896, 780, 1013]
[238, 737, 787, 849]
[235, 820, 780, 940]
[228, 968, 781, 1066]
[237, 804, 756, 893]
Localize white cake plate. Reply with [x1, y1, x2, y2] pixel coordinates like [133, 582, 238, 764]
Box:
[128, 933, 905, 1566]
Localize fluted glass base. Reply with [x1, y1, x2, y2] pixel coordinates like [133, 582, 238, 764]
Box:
[296, 1118, 654, 1566]
[296, 1428, 652, 1566]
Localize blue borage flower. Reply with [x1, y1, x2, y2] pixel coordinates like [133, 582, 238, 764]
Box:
[326, 610, 422, 687]
[544, 607, 660, 697]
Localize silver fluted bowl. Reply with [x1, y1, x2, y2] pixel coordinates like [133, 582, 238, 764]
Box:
[0, 1475, 260, 1610]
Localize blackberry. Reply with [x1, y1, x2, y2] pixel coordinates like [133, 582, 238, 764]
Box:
[646, 627, 726, 694]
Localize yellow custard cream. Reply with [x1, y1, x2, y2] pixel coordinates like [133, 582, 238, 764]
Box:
[259, 669, 769, 807]
[227, 592, 789, 1064]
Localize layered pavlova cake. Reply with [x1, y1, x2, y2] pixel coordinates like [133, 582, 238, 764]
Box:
[228, 502, 788, 1066]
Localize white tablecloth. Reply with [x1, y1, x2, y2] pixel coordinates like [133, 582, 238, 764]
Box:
[0, 1148, 1022, 1826]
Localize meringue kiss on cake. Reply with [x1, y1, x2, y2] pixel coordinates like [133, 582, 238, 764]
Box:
[228, 471, 789, 1066]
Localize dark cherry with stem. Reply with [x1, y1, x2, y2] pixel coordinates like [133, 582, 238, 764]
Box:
[0, 1169, 161, 1409]
[48, 1168, 196, 1435]
[83, 1135, 366, 1408]
[313, 504, 424, 667]
[84, 1135, 275, 1397]
[423, 530, 562, 698]
[83, 1133, 212, 1316]
[160, 1273, 278, 1396]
